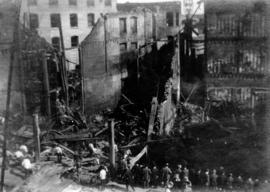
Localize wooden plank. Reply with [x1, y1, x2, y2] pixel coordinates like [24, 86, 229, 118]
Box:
[33, 114, 41, 162]
[147, 97, 158, 141]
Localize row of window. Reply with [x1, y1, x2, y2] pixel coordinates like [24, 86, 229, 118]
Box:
[52, 36, 137, 51]
[27, 0, 112, 7]
[119, 17, 138, 35]
[52, 35, 79, 49]
[120, 42, 138, 52]
[29, 13, 95, 29]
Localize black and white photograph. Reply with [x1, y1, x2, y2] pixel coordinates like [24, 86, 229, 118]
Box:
[0, 0, 269, 191]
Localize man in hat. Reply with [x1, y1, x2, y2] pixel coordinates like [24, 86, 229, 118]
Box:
[99, 165, 107, 190]
[174, 164, 182, 189]
[152, 166, 159, 188]
[162, 163, 172, 186]
[227, 173, 234, 190]
[236, 175, 244, 189]
[124, 168, 135, 192]
[143, 165, 152, 188]
[211, 169, 218, 190]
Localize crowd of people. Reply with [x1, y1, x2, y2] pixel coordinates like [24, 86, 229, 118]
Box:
[115, 158, 269, 192]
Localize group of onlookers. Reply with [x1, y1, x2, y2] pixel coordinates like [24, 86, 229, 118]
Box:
[116, 159, 269, 192]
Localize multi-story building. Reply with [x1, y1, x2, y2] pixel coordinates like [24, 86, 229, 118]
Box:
[20, 0, 117, 69]
[205, 0, 270, 109]
[117, 1, 182, 40]
[81, 8, 155, 113]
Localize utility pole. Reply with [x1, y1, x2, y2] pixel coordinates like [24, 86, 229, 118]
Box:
[42, 51, 51, 117]
[58, 18, 69, 106]
[78, 47, 85, 114]
[0, 47, 14, 192]
[103, 15, 108, 73]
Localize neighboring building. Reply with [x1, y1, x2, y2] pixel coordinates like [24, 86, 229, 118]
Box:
[0, 1, 61, 116]
[20, 0, 117, 70]
[117, 1, 182, 40]
[81, 9, 154, 114]
[205, 0, 270, 108]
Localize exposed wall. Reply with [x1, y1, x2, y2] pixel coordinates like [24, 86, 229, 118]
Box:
[81, 10, 154, 114]
[0, 2, 24, 113]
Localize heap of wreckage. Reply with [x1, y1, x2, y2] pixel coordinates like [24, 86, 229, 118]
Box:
[4, 36, 257, 187]
[0, 3, 258, 187]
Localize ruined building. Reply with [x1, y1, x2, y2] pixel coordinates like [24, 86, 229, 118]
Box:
[20, 0, 117, 70]
[80, 9, 155, 114]
[205, 0, 270, 109]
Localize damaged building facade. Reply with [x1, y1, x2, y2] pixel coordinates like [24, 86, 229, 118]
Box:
[206, 0, 270, 109]
[80, 9, 155, 114]
[117, 1, 182, 40]
[20, 0, 117, 69]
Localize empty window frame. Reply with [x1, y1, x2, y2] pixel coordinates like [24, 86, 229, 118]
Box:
[87, 0, 95, 6]
[119, 18, 127, 35]
[51, 37, 60, 50]
[105, 0, 112, 6]
[87, 13, 95, 26]
[176, 12, 180, 26]
[71, 36, 79, 47]
[131, 42, 138, 51]
[27, 0, 37, 6]
[49, 0, 58, 6]
[69, 0, 77, 6]
[29, 14, 39, 29]
[166, 12, 174, 27]
[50, 13, 61, 27]
[70, 13, 78, 27]
[120, 43, 127, 53]
[130, 16, 138, 34]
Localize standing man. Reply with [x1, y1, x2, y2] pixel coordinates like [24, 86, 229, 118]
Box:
[162, 163, 172, 186]
[143, 165, 152, 188]
[204, 169, 210, 188]
[227, 173, 234, 190]
[211, 169, 218, 190]
[152, 166, 159, 188]
[124, 168, 135, 192]
[174, 164, 182, 189]
[99, 166, 107, 191]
